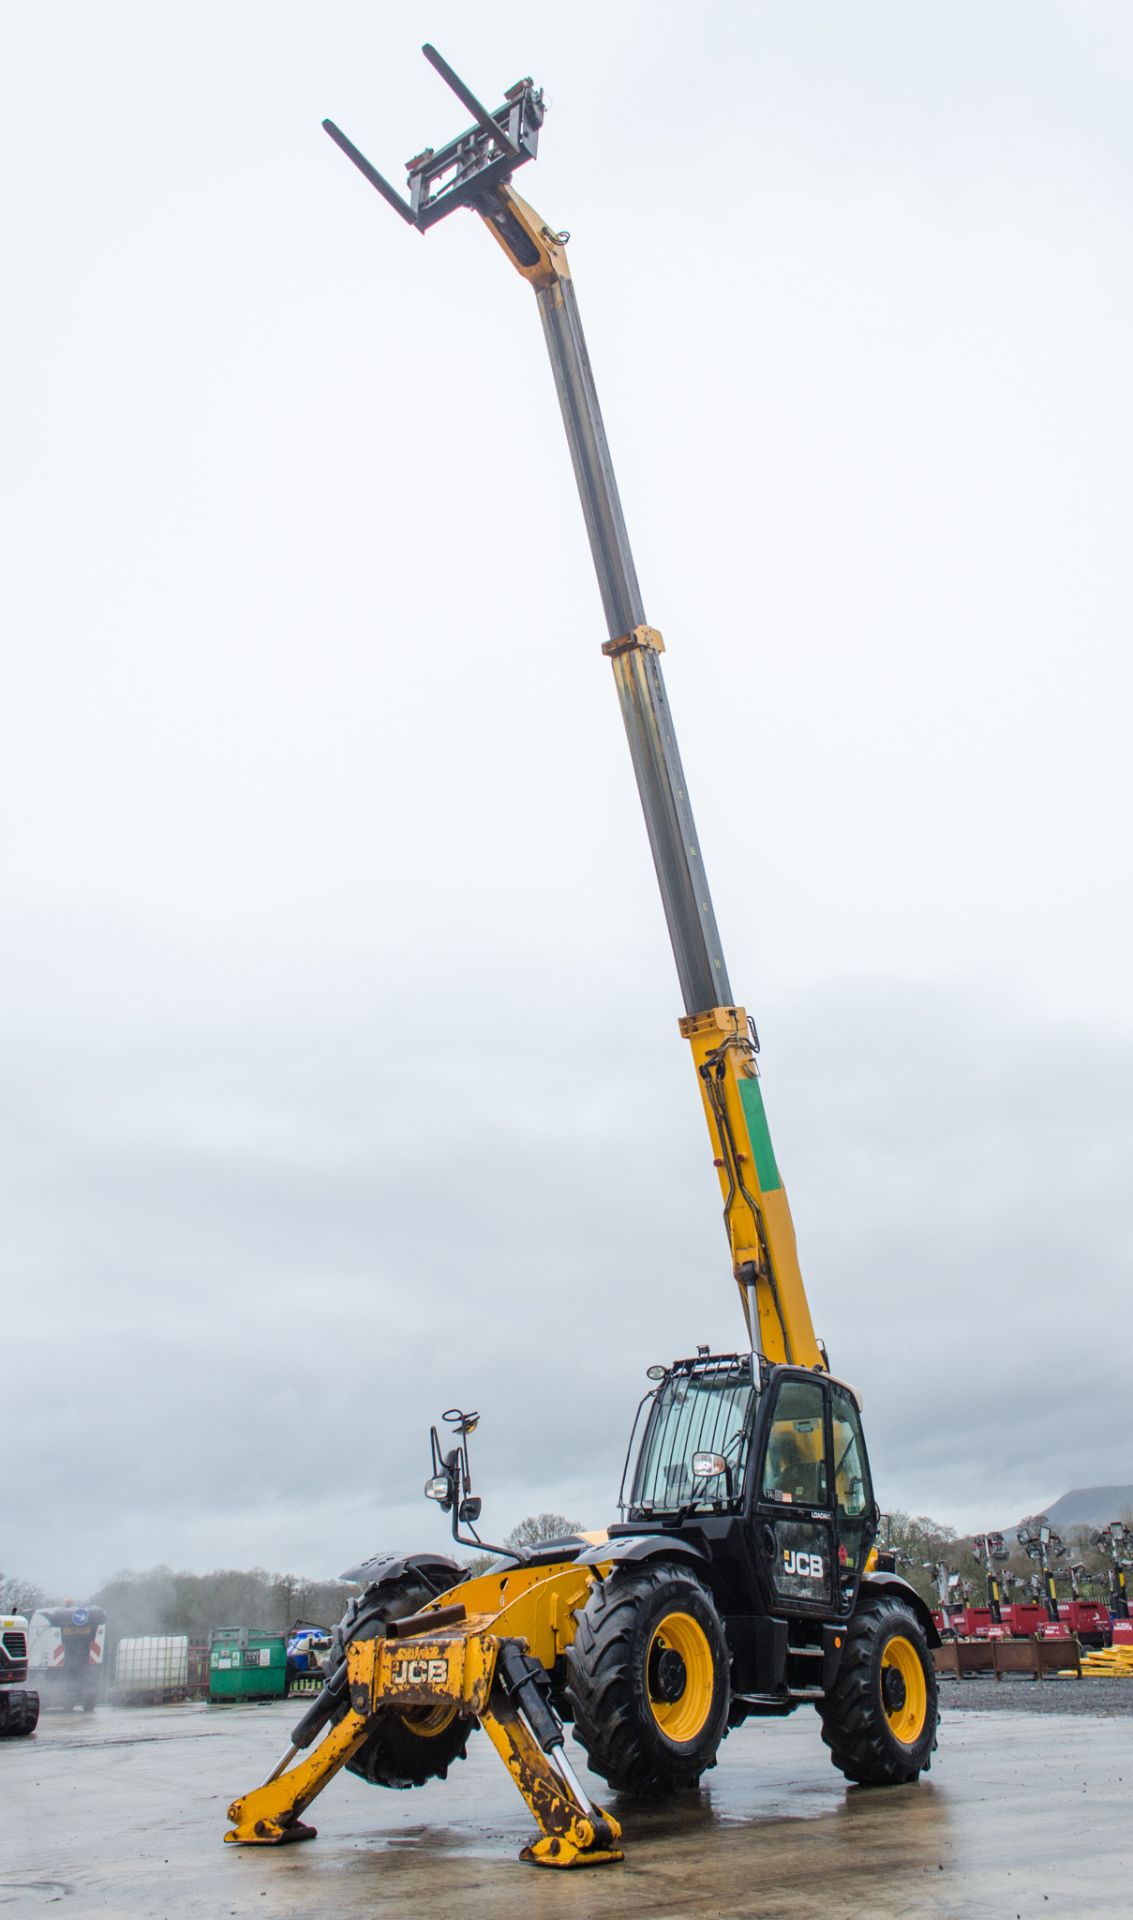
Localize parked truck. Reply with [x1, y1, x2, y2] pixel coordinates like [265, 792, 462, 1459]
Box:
[27, 1605, 106, 1711]
[0, 1610, 39, 1737]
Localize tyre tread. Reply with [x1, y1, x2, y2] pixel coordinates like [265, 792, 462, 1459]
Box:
[565, 1561, 728, 1798]
[819, 1596, 937, 1786]
[0, 1689, 40, 1738]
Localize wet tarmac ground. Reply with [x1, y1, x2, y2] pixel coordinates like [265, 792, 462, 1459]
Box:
[2, 1688, 1131, 1920]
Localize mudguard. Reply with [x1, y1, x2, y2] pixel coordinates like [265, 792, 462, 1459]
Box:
[339, 1548, 468, 1593]
[859, 1571, 941, 1647]
[575, 1533, 711, 1572]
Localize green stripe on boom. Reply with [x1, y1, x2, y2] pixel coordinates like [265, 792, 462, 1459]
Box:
[737, 1076, 782, 1193]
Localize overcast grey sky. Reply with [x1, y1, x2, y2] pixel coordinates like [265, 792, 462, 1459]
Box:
[3, 1, 1130, 1593]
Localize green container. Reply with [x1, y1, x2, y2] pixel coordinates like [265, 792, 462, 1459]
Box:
[208, 1628, 287, 1702]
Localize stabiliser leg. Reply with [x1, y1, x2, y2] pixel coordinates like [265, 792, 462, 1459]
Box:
[487, 1641, 622, 1868]
[224, 1708, 368, 1844]
[224, 1628, 622, 1866]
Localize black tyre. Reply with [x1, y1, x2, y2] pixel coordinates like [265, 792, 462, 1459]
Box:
[347, 1700, 471, 1789]
[565, 1561, 729, 1797]
[0, 1690, 40, 1737]
[819, 1596, 937, 1785]
[337, 1575, 473, 1791]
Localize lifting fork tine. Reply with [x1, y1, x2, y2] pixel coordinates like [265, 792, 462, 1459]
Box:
[321, 119, 418, 225]
[421, 43, 519, 156]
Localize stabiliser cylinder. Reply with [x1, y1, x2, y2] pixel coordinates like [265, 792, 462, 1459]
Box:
[290, 1664, 347, 1748]
[496, 1640, 564, 1751]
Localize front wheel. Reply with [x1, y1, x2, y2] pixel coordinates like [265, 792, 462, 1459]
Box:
[819, 1596, 937, 1785]
[565, 1561, 730, 1798]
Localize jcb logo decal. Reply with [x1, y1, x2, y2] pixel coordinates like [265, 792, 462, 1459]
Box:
[391, 1657, 449, 1687]
[783, 1550, 824, 1579]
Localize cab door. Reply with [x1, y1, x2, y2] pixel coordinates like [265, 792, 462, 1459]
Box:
[753, 1373, 835, 1614]
[829, 1380, 875, 1607]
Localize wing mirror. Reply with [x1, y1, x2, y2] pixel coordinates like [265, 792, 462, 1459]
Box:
[423, 1408, 509, 1558]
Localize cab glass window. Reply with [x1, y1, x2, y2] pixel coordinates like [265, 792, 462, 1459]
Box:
[831, 1387, 870, 1520]
[831, 1383, 874, 1570]
[760, 1378, 828, 1507]
[631, 1364, 754, 1514]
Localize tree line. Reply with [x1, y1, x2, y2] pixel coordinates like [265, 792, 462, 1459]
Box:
[0, 1517, 580, 1643]
[86, 1566, 360, 1643]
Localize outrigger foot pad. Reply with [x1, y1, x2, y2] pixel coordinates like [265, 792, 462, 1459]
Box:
[223, 1816, 318, 1845]
[520, 1835, 624, 1869]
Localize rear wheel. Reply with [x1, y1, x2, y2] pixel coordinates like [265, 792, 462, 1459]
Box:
[565, 1562, 729, 1797]
[820, 1596, 937, 1785]
[337, 1575, 473, 1791]
[347, 1699, 469, 1790]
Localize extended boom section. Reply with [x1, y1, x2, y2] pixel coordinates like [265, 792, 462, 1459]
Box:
[323, 55, 822, 1370]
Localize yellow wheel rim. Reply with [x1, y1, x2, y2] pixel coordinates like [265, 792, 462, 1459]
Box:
[880, 1634, 927, 1745]
[646, 1610, 715, 1744]
[397, 1704, 458, 1740]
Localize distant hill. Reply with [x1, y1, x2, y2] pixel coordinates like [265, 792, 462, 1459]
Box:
[1036, 1487, 1133, 1532]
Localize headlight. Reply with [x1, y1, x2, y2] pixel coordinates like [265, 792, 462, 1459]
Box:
[424, 1474, 452, 1503]
[691, 1451, 727, 1479]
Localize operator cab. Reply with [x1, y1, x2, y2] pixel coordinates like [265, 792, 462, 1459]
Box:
[622, 1354, 877, 1619]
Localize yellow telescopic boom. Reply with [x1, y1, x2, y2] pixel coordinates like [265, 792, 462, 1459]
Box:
[324, 49, 823, 1371]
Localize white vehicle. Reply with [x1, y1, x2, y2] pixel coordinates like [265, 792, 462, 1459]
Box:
[0, 1612, 39, 1737]
[28, 1605, 106, 1711]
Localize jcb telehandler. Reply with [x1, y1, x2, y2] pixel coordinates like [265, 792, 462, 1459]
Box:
[226, 49, 940, 1869]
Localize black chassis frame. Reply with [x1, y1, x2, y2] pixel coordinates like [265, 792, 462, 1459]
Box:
[577, 1357, 939, 1722]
